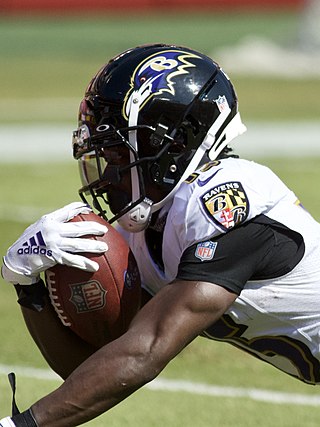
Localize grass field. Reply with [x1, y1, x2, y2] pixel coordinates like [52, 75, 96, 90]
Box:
[1, 10, 320, 123]
[1, 10, 320, 427]
[1, 159, 320, 426]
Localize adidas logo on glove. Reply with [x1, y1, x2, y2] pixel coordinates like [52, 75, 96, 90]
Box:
[17, 231, 53, 257]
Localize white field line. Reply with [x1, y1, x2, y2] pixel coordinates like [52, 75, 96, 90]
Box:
[1, 122, 320, 163]
[148, 378, 320, 406]
[0, 363, 320, 407]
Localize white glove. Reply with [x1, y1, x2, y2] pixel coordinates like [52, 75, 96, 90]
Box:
[2, 202, 108, 285]
[0, 418, 16, 427]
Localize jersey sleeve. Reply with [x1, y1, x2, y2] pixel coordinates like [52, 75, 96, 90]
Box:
[176, 215, 305, 294]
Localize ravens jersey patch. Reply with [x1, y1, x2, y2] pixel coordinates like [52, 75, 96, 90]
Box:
[200, 181, 249, 229]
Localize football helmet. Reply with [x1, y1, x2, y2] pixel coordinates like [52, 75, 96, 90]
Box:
[72, 43, 246, 232]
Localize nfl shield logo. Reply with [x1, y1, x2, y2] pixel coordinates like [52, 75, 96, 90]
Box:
[214, 95, 229, 113]
[69, 280, 107, 313]
[195, 241, 217, 261]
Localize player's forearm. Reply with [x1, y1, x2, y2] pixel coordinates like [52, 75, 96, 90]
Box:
[30, 281, 235, 426]
[21, 295, 97, 379]
[31, 333, 160, 427]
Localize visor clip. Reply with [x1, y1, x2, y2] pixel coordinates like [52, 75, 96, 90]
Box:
[150, 123, 168, 147]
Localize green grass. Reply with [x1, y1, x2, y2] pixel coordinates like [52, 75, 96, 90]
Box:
[1, 375, 319, 427]
[1, 157, 320, 425]
[1, 11, 320, 122]
[1, 10, 320, 426]
[0, 11, 299, 62]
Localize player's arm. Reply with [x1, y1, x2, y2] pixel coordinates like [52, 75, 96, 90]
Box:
[29, 279, 236, 427]
[18, 280, 151, 380]
[19, 289, 97, 379]
[1, 202, 109, 382]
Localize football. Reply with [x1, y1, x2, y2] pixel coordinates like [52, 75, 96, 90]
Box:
[45, 212, 141, 348]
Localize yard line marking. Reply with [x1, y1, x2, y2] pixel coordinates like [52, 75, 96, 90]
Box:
[0, 364, 320, 406]
[0, 364, 60, 381]
[148, 378, 320, 406]
[1, 123, 320, 163]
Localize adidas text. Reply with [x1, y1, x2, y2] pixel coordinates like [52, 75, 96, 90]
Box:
[17, 247, 53, 257]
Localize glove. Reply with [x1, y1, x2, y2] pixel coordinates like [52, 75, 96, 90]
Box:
[0, 418, 15, 427]
[2, 202, 108, 285]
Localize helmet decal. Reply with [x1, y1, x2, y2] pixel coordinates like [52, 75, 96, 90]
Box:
[214, 95, 230, 113]
[123, 49, 201, 121]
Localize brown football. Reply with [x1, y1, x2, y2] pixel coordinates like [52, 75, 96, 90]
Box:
[45, 212, 141, 348]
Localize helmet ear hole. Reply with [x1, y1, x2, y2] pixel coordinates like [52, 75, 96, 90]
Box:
[185, 114, 201, 136]
[175, 116, 205, 152]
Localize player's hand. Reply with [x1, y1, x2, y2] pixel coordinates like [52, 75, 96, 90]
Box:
[0, 418, 16, 426]
[1, 202, 108, 285]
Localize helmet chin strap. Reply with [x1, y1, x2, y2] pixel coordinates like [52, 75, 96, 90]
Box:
[117, 91, 153, 232]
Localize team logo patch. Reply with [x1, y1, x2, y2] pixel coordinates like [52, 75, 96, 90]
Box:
[195, 241, 217, 261]
[69, 280, 107, 313]
[123, 49, 200, 120]
[201, 181, 249, 229]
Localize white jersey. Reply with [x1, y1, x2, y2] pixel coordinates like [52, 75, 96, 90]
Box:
[119, 158, 320, 384]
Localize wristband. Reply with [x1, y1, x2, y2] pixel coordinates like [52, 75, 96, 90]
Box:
[0, 417, 16, 427]
[2, 374, 38, 427]
[14, 279, 48, 312]
[11, 410, 38, 427]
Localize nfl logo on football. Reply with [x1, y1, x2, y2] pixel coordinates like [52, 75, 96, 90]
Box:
[195, 241, 217, 261]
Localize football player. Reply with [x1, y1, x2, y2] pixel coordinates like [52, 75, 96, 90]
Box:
[2, 44, 320, 427]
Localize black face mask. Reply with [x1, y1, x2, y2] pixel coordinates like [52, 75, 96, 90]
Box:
[105, 186, 131, 216]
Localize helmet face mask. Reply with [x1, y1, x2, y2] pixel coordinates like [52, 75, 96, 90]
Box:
[73, 116, 177, 228]
[72, 44, 246, 232]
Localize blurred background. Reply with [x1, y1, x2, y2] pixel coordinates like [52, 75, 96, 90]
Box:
[1, 1, 320, 426]
[1, 0, 320, 162]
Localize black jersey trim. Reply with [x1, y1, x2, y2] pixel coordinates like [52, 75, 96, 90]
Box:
[176, 214, 305, 295]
